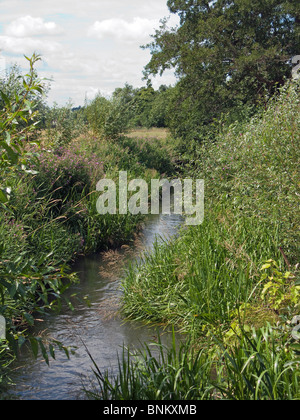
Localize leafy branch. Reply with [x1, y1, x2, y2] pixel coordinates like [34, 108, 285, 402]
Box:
[0, 53, 44, 203]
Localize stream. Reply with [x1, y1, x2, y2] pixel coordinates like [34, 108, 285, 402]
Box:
[7, 211, 184, 400]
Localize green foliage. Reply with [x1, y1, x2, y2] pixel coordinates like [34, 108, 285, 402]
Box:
[1, 27, 298, 398]
[84, 93, 131, 139]
[0, 56, 168, 384]
[122, 208, 281, 333]
[213, 324, 300, 400]
[143, 0, 300, 142]
[122, 81, 300, 329]
[0, 62, 48, 115]
[0, 63, 176, 384]
[0, 53, 44, 202]
[85, 329, 213, 400]
[83, 83, 175, 137]
[126, 84, 175, 129]
[44, 101, 86, 148]
[260, 260, 299, 312]
[85, 324, 300, 400]
[118, 79, 300, 400]
[117, 136, 175, 175]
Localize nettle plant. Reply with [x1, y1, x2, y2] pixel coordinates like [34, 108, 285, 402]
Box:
[0, 53, 44, 203]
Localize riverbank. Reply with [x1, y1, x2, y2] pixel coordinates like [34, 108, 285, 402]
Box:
[0, 126, 176, 394]
[107, 80, 300, 400]
[4, 210, 183, 400]
[1, 63, 299, 399]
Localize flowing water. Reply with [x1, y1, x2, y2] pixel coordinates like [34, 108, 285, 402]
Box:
[7, 212, 184, 400]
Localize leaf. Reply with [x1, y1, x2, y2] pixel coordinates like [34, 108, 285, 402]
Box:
[49, 344, 56, 360]
[39, 340, 49, 365]
[30, 86, 43, 94]
[261, 263, 271, 270]
[0, 90, 10, 107]
[9, 283, 17, 299]
[0, 141, 19, 164]
[0, 189, 8, 204]
[18, 335, 26, 348]
[290, 344, 300, 352]
[29, 338, 39, 359]
[261, 281, 273, 296]
[5, 131, 11, 145]
[23, 312, 35, 326]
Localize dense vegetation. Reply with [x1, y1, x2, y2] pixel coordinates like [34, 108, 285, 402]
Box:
[0, 56, 174, 392]
[144, 0, 300, 143]
[0, 0, 299, 401]
[115, 81, 299, 400]
[89, 0, 300, 400]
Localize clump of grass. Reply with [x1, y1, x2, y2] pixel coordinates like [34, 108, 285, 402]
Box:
[85, 329, 214, 400]
[85, 324, 300, 400]
[122, 206, 283, 336]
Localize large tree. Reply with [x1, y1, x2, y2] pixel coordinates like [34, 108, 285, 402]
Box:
[144, 0, 300, 142]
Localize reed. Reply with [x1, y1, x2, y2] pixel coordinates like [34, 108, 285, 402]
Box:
[85, 324, 299, 400]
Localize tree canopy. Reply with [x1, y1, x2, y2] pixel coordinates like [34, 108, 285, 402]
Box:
[144, 0, 300, 142]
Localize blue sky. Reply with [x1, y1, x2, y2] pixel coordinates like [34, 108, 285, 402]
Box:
[0, 0, 179, 106]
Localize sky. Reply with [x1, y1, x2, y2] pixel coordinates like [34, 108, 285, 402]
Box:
[0, 0, 179, 106]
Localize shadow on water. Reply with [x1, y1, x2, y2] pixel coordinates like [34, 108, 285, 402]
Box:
[7, 212, 184, 400]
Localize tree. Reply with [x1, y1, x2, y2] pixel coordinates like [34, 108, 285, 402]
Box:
[143, 0, 300, 142]
[147, 85, 174, 128]
[0, 54, 45, 203]
[85, 91, 132, 140]
[112, 83, 174, 129]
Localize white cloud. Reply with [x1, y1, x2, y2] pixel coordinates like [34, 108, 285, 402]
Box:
[88, 17, 158, 42]
[5, 15, 64, 37]
[0, 35, 63, 55]
[0, 1, 179, 106]
[0, 54, 6, 73]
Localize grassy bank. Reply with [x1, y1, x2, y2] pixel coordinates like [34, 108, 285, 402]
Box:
[94, 80, 300, 400]
[0, 105, 175, 390]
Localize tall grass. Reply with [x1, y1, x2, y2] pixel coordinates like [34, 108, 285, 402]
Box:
[94, 80, 300, 400]
[122, 80, 299, 330]
[86, 325, 299, 400]
[85, 329, 214, 400]
[121, 206, 282, 335]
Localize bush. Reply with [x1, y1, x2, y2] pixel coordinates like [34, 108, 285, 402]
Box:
[85, 94, 131, 140]
[44, 101, 86, 148]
